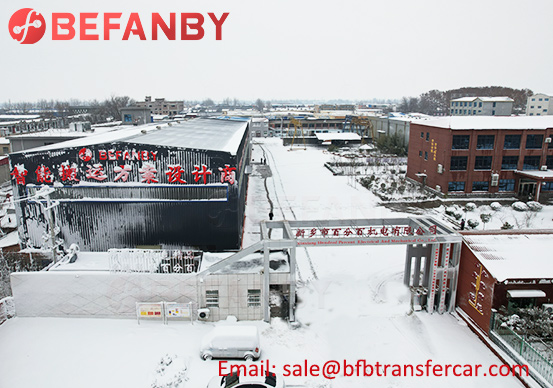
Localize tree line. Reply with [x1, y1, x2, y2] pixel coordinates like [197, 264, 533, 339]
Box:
[398, 86, 534, 115]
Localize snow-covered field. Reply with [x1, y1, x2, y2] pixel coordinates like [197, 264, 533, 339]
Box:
[1, 138, 540, 387]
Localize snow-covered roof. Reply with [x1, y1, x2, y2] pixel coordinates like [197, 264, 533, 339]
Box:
[515, 170, 553, 180]
[414, 115, 553, 130]
[11, 118, 249, 155]
[507, 290, 546, 298]
[315, 132, 361, 141]
[451, 96, 514, 103]
[0, 114, 40, 120]
[129, 118, 249, 154]
[463, 233, 553, 281]
[0, 231, 19, 249]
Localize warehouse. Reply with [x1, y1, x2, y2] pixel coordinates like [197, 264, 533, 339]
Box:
[9, 118, 251, 251]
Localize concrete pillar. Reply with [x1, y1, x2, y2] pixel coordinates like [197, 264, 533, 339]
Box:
[404, 253, 413, 287]
[289, 246, 296, 321]
[413, 256, 422, 287]
[263, 242, 270, 322]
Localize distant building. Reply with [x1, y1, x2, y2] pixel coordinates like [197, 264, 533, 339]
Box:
[526, 93, 553, 116]
[0, 115, 63, 136]
[406, 116, 553, 201]
[450, 97, 513, 116]
[119, 107, 152, 125]
[251, 117, 269, 137]
[135, 96, 184, 117]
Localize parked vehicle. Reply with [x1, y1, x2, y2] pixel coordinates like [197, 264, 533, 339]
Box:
[200, 325, 261, 361]
[206, 371, 285, 388]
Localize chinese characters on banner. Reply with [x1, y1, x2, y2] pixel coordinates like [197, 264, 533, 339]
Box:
[11, 161, 237, 186]
[293, 225, 438, 239]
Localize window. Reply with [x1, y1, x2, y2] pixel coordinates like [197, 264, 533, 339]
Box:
[472, 181, 489, 192]
[450, 156, 468, 171]
[473, 110, 476, 115]
[493, 102, 496, 107]
[419, 151, 422, 157]
[530, 106, 534, 109]
[526, 134, 543, 149]
[546, 155, 553, 169]
[479, 102, 482, 107]
[501, 156, 518, 170]
[532, 98, 535, 101]
[247, 290, 261, 307]
[539, 98, 543, 101]
[498, 179, 515, 192]
[426, 132, 429, 141]
[124, 114, 132, 122]
[474, 156, 492, 170]
[420, 132, 424, 138]
[448, 181, 465, 192]
[543, 182, 553, 191]
[424, 151, 428, 160]
[452, 135, 470, 150]
[206, 290, 219, 308]
[477, 135, 495, 149]
[503, 134, 521, 149]
[492, 110, 496, 115]
[523, 156, 541, 170]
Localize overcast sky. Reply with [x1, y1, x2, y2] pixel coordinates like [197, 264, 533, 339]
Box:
[2, 0, 553, 103]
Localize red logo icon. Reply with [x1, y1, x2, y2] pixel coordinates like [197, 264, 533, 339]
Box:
[78, 148, 93, 162]
[9, 8, 46, 44]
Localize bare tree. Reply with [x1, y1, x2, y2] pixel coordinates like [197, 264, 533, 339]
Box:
[255, 98, 265, 112]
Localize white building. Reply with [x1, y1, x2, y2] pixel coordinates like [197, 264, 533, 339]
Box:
[450, 97, 513, 116]
[526, 93, 553, 116]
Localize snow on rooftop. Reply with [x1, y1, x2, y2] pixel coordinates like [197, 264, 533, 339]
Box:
[451, 96, 514, 102]
[414, 115, 553, 130]
[15, 118, 249, 155]
[463, 233, 553, 281]
[0, 231, 19, 249]
[315, 132, 361, 141]
[515, 169, 553, 180]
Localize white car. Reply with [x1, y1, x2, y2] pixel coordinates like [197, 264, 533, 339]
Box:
[206, 371, 285, 388]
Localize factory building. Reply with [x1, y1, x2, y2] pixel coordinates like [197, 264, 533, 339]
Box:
[9, 118, 251, 251]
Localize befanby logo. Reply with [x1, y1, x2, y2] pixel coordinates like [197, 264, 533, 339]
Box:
[8, 9, 229, 43]
[9, 8, 46, 44]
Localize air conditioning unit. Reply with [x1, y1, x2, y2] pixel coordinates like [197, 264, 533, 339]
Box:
[491, 173, 499, 186]
[437, 164, 444, 174]
[541, 165, 548, 171]
[197, 308, 210, 320]
[545, 137, 552, 143]
[543, 304, 553, 315]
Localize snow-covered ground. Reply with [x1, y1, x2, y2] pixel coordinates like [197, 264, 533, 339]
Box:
[0, 138, 537, 387]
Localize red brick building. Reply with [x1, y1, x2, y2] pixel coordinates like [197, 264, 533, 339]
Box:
[456, 230, 553, 333]
[407, 116, 553, 200]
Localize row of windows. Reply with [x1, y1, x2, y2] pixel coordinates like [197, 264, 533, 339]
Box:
[451, 134, 551, 150]
[205, 289, 261, 308]
[452, 109, 482, 115]
[530, 97, 549, 102]
[451, 101, 483, 108]
[450, 155, 553, 171]
[448, 179, 518, 192]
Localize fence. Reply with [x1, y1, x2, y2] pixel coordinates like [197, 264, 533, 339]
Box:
[0, 297, 15, 325]
[108, 249, 202, 274]
[491, 319, 553, 387]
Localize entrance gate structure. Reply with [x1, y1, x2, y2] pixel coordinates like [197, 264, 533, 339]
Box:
[199, 216, 462, 322]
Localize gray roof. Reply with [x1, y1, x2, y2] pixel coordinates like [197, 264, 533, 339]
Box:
[12, 118, 250, 155]
[125, 118, 249, 154]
